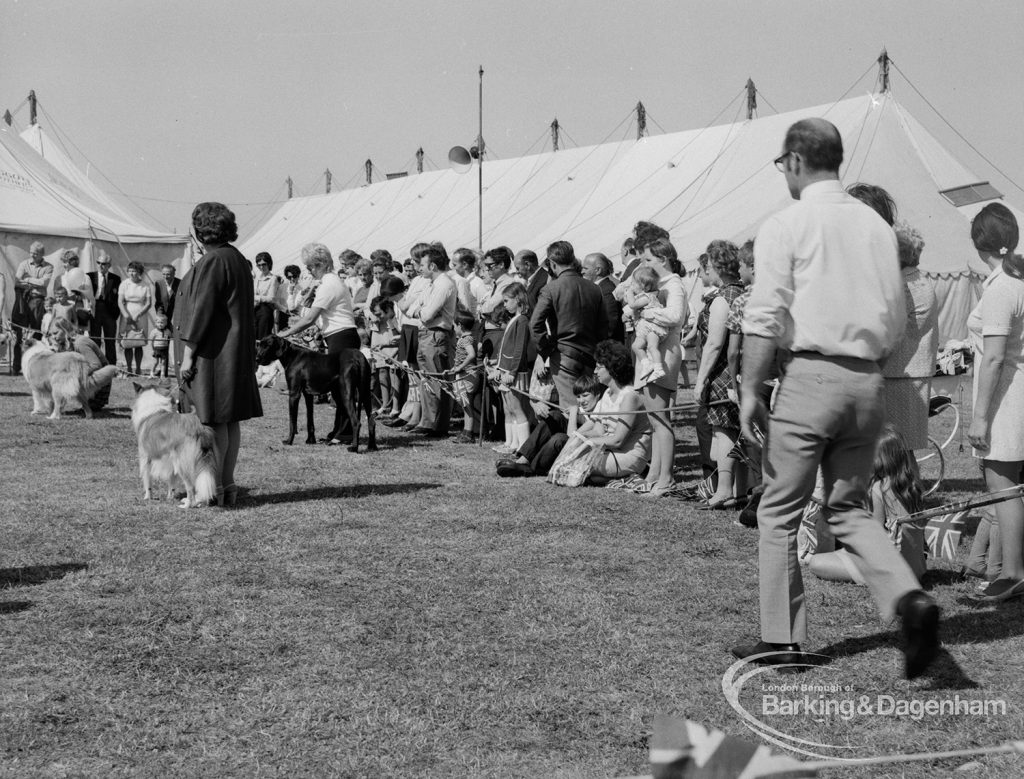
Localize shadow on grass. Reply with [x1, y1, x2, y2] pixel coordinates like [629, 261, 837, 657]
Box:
[814, 603, 1024, 688]
[0, 601, 32, 614]
[0, 390, 28, 397]
[0, 562, 88, 588]
[251, 481, 443, 505]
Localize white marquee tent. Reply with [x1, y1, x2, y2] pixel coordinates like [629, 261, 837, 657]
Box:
[241, 92, 1023, 344]
[0, 123, 189, 319]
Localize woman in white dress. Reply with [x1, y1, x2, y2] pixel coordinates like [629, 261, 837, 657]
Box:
[966, 203, 1024, 602]
[882, 221, 939, 450]
[118, 260, 152, 376]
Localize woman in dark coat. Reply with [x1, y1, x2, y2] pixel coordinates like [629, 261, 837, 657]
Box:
[174, 202, 263, 507]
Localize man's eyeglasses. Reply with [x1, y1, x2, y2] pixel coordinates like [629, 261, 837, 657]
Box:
[483, 262, 496, 269]
[98, 262, 111, 267]
[774, 151, 794, 172]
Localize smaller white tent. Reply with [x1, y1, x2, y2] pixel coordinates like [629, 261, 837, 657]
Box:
[0, 124, 189, 320]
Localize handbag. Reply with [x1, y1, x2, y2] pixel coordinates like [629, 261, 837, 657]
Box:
[121, 328, 146, 350]
[547, 434, 605, 488]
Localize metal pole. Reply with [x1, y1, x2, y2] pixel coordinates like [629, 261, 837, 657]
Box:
[478, 65, 484, 252]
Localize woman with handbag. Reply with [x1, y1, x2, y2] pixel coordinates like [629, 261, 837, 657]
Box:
[118, 260, 152, 376]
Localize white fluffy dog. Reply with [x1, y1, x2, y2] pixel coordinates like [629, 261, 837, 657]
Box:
[21, 341, 117, 419]
[131, 385, 217, 508]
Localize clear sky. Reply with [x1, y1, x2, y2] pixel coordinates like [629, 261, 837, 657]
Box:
[2, 0, 1022, 243]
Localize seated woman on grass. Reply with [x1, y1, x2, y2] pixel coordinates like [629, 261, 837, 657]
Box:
[574, 340, 652, 485]
[495, 372, 604, 478]
[810, 426, 926, 584]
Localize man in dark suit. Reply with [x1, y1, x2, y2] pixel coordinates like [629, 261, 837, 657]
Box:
[514, 249, 549, 311]
[154, 263, 180, 320]
[530, 241, 607, 410]
[582, 252, 624, 343]
[88, 250, 121, 364]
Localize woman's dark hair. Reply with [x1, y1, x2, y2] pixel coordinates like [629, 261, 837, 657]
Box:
[645, 236, 682, 276]
[571, 372, 606, 397]
[633, 221, 670, 252]
[254, 251, 273, 270]
[971, 202, 1019, 256]
[706, 239, 741, 283]
[191, 202, 238, 244]
[594, 339, 634, 387]
[370, 248, 393, 265]
[380, 275, 407, 297]
[484, 246, 513, 270]
[369, 295, 394, 316]
[283, 264, 301, 280]
[847, 183, 897, 226]
[872, 426, 923, 514]
[126, 260, 145, 274]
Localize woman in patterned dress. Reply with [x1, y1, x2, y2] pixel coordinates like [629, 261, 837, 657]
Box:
[693, 240, 746, 508]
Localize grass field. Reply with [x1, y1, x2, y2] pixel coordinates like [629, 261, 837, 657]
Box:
[2, 369, 1023, 778]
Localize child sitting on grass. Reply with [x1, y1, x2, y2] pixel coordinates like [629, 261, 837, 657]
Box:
[627, 265, 668, 385]
[808, 426, 926, 584]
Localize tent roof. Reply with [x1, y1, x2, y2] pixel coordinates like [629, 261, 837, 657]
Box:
[0, 125, 186, 246]
[240, 93, 1022, 282]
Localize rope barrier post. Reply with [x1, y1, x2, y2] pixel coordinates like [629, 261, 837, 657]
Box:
[478, 374, 488, 447]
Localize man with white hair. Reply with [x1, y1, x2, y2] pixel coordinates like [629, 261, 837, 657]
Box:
[88, 249, 122, 364]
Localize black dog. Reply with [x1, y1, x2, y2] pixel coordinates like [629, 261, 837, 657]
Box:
[256, 335, 376, 452]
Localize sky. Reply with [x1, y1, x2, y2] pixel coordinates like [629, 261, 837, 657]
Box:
[2, 0, 1023, 244]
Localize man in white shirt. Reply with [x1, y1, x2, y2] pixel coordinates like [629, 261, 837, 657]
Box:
[735, 118, 939, 679]
[410, 244, 457, 437]
[449, 247, 480, 314]
[460, 250, 490, 308]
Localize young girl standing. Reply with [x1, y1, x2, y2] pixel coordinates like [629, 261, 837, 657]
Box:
[368, 296, 401, 417]
[810, 427, 926, 584]
[491, 282, 535, 455]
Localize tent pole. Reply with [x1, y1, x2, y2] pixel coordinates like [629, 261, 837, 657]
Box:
[28, 90, 37, 125]
[478, 65, 484, 252]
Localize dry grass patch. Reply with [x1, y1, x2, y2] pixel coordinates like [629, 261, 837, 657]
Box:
[1, 372, 1022, 777]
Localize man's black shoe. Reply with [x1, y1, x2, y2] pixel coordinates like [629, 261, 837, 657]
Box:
[496, 462, 534, 478]
[897, 590, 940, 680]
[411, 427, 447, 438]
[737, 490, 762, 528]
[730, 640, 805, 667]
